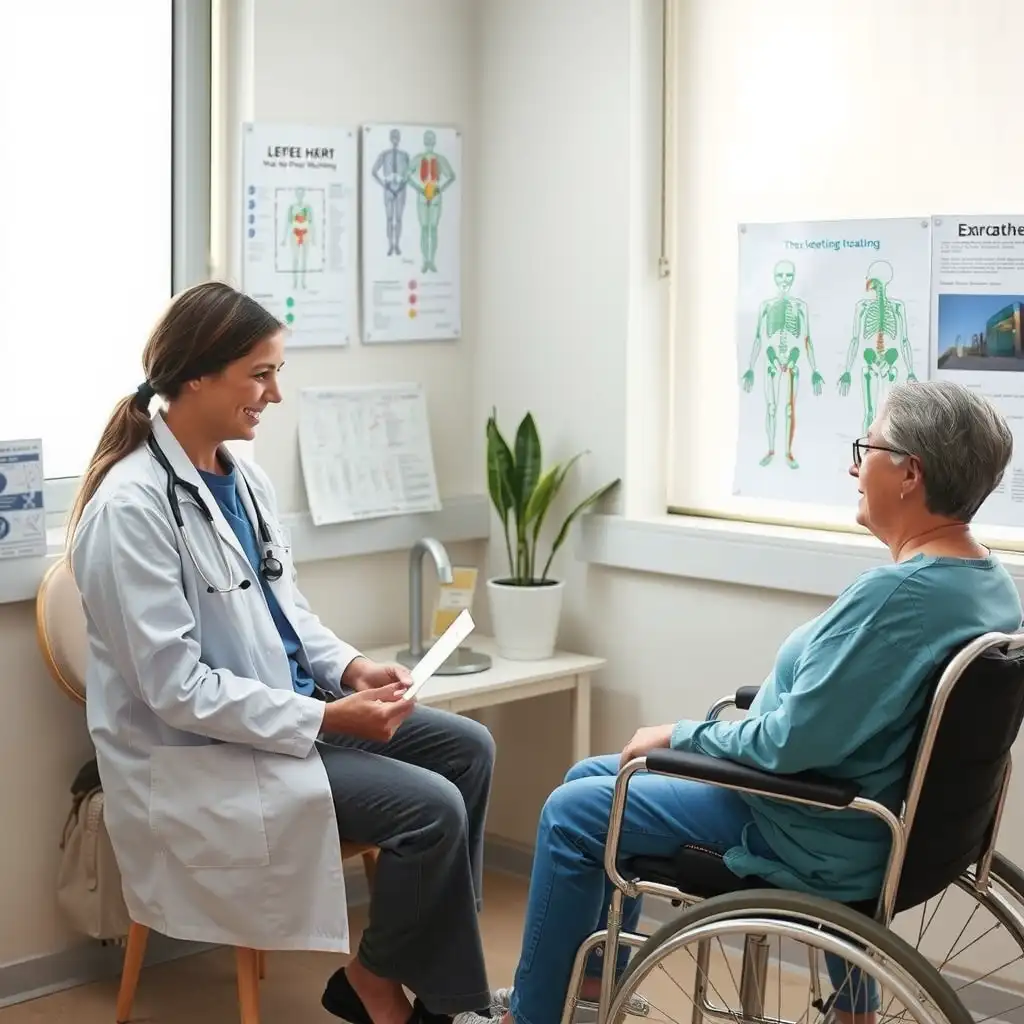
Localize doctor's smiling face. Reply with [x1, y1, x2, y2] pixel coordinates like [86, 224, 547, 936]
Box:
[133, 283, 287, 471]
[191, 328, 286, 443]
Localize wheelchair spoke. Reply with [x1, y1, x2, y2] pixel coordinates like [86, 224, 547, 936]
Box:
[950, 952, 1024, 992]
[938, 902, 985, 968]
[914, 890, 949, 950]
[644, 945, 738, 1024]
[888, 859, 1024, 1024]
[598, 893, 972, 1024]
[620, 927, 918, 1024]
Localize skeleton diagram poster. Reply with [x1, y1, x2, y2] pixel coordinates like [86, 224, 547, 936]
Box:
[733, 217, 932, 507]
[930, 214, 1024, 531]
[360, 123, 462, 344]
[241, 122, 358, 348]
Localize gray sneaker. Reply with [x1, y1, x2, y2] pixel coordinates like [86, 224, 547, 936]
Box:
[489, 985, 651, 1021]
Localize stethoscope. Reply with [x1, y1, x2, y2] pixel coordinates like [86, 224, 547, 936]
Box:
[147, 436, 284, 594]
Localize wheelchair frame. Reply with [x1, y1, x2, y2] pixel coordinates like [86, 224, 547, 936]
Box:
[560, 630, 1024, 1024]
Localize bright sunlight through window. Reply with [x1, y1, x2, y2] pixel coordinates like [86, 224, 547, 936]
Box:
[0, 2, 172, 482]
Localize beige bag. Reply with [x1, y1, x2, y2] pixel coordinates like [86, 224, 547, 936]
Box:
[57, 770, 131, 942]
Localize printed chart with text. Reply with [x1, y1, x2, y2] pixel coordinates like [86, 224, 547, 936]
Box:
[931, 214, 1024, 531]
[360, 123, 462, 344]
[733, 217, 932, 507]
[242, 122, 358, 348]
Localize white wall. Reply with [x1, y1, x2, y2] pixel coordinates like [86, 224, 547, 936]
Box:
[250, 0, 481, 510]
[473, 0, 833, 843]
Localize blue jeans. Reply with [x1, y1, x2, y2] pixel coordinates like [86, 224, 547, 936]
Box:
[509, 755, 877, 1024]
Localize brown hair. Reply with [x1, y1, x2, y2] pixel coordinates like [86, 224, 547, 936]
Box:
[65, 281, 282, 548]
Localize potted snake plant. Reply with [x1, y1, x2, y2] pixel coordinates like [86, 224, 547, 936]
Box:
[485, 408, 619, 660]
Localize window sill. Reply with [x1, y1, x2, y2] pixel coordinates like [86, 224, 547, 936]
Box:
[577, 512, 1024, 598]
[0, 494, 491, 606]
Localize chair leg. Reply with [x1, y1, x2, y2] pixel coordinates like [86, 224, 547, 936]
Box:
[257, 950, 266, 980]
[115, 922, 150, 1023]
[236, 947, 261, 1024]
[362, 849, 379, 889]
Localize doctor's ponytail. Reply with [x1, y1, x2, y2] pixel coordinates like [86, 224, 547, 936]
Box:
[65, 392, 154, 552]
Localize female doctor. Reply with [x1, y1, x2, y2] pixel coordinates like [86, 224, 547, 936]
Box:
[68, 281, 496, 1024]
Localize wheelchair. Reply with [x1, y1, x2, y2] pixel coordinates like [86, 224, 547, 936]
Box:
[560, 630, 1024, 1024]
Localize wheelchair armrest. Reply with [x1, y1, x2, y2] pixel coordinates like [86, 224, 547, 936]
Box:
[644, 748, 860, 809]
[734, 686, 761, 711]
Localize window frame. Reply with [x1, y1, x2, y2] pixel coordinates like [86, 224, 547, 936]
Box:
[655, 0, 1024, 555]
[43, 0, 212, 521]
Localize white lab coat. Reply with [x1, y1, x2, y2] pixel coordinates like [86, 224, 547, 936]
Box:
[71, 413, 360, 951]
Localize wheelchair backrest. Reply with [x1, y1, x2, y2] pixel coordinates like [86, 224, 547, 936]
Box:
[894, 631, 1024, 913]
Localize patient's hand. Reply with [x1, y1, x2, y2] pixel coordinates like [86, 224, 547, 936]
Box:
[619, 724, 674, 769]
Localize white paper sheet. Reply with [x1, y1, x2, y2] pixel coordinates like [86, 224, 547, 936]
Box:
[402, 610, 476, 701]
[297, 383, 442, 526]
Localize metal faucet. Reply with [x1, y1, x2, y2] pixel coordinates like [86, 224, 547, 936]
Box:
[407, 537, 453, 659]
[394, 537, 492, 676]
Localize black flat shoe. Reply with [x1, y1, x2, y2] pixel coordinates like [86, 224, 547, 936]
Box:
[321, 967, 375, 1024]
[322, 966, 485, 1024]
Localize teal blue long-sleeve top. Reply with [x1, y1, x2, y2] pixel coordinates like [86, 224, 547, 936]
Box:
[670, 554, 1022, 902]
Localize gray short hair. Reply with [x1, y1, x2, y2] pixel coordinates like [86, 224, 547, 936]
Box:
[878, 381, 1013, 521]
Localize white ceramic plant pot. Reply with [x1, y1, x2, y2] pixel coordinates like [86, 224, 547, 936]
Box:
[487, 578, 566, 661]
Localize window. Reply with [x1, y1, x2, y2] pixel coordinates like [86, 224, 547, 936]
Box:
[666, 0, 1024, 547]
[0, 0, 209, 514]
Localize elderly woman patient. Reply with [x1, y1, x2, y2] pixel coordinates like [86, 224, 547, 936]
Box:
[475, 381, 1024, 1024]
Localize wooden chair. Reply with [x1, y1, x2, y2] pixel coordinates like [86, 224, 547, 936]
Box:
[37, 559, 380, 1023]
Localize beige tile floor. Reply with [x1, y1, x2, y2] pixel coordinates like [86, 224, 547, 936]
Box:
[0, 871, 890, 1024]
[0, 872, 526, 1024]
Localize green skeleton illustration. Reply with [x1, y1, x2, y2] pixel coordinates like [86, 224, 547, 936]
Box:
[837, 260, 917, 435]
[280, 186, 315, 289]
[740, 260, 824, 469]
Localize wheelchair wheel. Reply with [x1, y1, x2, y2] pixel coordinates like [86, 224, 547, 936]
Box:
[610, 889, 973, 1024]
[891, 851, 1024, 1021]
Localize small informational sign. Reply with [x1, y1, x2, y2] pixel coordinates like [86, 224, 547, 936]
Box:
[0, 439, 46, 559]
[431, 566, 479, 639]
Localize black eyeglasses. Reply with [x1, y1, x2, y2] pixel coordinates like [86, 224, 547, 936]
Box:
[852, 437, 910, 467]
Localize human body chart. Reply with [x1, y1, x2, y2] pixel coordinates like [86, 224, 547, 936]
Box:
[359, 123, 462, 344]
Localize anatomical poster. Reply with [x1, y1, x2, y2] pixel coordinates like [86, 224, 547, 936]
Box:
[930, 214, 1024, 531]
[360, 123, 462, 344]
[241, 122, 358, 348]
[732, 217, 932, 508]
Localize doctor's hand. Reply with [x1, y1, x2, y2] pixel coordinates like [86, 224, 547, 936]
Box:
[322, 683, 416, 743]
[618, 724, 674, 770]
[342, 657, 414, 693]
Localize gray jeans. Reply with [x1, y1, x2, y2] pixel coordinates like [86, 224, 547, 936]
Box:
[317, 700, 495, 1015]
